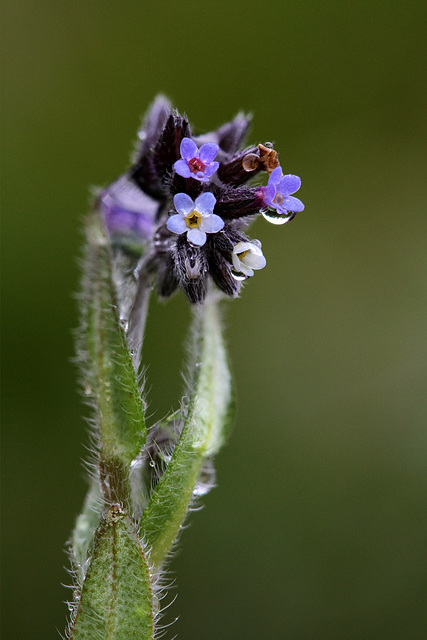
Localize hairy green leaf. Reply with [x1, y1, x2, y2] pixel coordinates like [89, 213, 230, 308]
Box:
[69, 505, 155, 640]
[79, 211, 147, 503]
[139, 298, 235, 568]
[70, 479, 103, 586]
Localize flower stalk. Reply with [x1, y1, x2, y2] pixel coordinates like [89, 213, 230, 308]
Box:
[65, 96, 304, 639]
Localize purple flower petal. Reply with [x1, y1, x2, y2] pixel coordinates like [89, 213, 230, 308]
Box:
[268, 166, 282, 185]
[199, 142, 219, 164]
[180, 137, 198, 161]
[200, 214, 224, 233]
[281, 196, 305, 212]
[167, 214, 188, 234]
[174, 159, 191, 178]
[278, 174, 301, 196]
[174, 192, 194, 215]
[195, 191, 216, 214]
[204, 161, 220, 178]
[262, 184, 276, 206]
[187, 228, 207, 246]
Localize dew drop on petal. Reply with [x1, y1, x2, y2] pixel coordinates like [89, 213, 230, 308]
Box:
[231, 268, 248, 281]
[262, 209, 292, 225]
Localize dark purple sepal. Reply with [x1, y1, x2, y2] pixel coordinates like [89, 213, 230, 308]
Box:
[156, 252, 180, 299]
[213, 186, 264, 221]
[204, 233, 240, 297]
[154, 113, 192, 183]
[197, 113, 251, 157]
[130, 96, 173, 199]
[217, 145, 262, 186]
[172, 236, 208, 304]
[136, 95, 172, 158]
[168, 171, 204, 201]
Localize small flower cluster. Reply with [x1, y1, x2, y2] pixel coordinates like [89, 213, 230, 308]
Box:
[99, 96, 304, 303]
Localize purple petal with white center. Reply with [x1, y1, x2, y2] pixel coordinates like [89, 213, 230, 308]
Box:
[278, 174, 301, 196]
[195, 191, 216, 214]
[174, 192, 194, 215]
[180, 137, 198, 161]
[167, 214, 188, 234]
[200, 213, 224, 233]
[204, 161, 220, 178]
[269, 166, 283, 185]
[187, 228, 207, 246]
[174, 159, 191, 178]
[199, 142, 219, 164]
[281, 196, 305, 212]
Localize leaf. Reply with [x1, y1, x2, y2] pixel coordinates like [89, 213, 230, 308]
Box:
[70, 479, 103, 587]
[139, 297, 235, 568]
[69, 505, 155, 640]
[78, 211, 147, 503]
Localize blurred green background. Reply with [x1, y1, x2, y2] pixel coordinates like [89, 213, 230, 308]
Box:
[2, 0, 426, 638]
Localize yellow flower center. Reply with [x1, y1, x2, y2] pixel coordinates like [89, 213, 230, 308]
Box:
[237, 250, 248, 260]
[185, 209, 202, 228]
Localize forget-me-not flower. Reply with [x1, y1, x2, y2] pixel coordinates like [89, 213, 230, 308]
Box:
[261, 166, 305, 218]
[101, 97, 305, 302]
[167, 192, 224, 246]
[174, 137, 220, 182]
[232, 241, 266, 277]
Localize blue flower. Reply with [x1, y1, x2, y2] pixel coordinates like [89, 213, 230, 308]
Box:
[261, 166, 304, 221]
[173, 137, 220, 182]
[167, 192, 224, 246]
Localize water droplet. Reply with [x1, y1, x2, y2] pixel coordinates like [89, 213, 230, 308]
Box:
[193, 460, 216, 497]
[231, 268, 248, 281]
[120, 318, 129, 332]
[149, 460, 156, 468]
[262, 209, 293, 225]
[242, 153, 259, 172]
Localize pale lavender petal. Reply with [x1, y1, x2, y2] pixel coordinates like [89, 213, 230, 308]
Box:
[187, 228, 207, 246]
[269, 166, 282, 185]
[174, 192, 194, 215]
[204, 161, 219, 178]
[174, 159, 191, 178]
[195, 171, 208, 182]
[243, 252, 266, 269]
[199, 142, 219, 164]
[167, 214, 187, 234]
[200, 213, 224, 233]
[278, 174, 301, 196]
[180, 137, 198, 161]
[100, 176, 157, 241]
[195, 191, 216, 214]
[281, 196, 305, 212]
[262, 184, 276, 206]
[240, 264, 254, 277]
